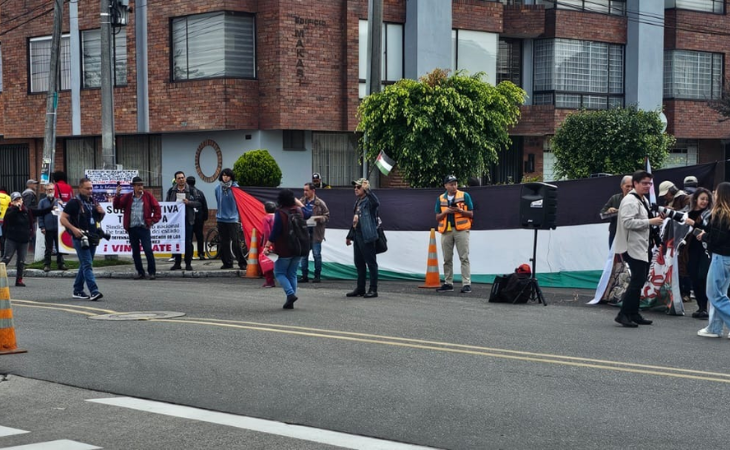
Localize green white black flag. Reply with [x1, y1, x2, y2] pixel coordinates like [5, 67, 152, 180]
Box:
[375, 151, 395, 176]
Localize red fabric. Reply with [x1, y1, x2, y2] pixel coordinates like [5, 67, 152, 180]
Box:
[231, 187, 266, 248]
[55, 181, 74, 203]
[112, 191, 162, 231]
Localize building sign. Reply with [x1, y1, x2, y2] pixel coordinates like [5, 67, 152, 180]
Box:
[292, 15, 328, 86]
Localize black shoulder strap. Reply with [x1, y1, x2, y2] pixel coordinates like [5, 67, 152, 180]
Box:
[629, 192, 652, 216]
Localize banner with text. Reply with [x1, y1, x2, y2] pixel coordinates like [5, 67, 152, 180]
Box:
[58, 202, 185, 256]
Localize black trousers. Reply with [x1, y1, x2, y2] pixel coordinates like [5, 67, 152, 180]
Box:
[174, 223, 194, 266]
[354, 233, 378, 292]
[620, 252, 649, 317]
[218, 222, 245, 267]
[43, 229, 64, 266]
[193, 219, 205, 258]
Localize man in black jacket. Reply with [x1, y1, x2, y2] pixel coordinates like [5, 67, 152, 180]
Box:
[165, 171, 201, 271]
[187, 176, 209, 260]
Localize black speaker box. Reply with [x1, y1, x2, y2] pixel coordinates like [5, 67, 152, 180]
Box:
[520, 182, 558, 230]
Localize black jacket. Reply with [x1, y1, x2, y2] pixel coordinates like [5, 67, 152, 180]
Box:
[2, 204, 52, 243]
[695, 216, 730, 257]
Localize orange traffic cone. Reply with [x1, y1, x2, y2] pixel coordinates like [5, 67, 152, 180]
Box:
[245, 228, 261, 278]
[0, 263, 27, 355]
[419, 228, 441, 288]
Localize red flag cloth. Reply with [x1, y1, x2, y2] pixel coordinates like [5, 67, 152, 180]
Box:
[232, 187, 267, 248]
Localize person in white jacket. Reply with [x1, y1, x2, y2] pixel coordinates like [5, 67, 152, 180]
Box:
[614, 170, 665, 327]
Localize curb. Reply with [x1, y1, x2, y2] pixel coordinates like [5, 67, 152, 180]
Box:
[9, 269, 244, 279]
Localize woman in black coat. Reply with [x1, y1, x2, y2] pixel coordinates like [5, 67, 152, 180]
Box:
[1, 192, 51, 287]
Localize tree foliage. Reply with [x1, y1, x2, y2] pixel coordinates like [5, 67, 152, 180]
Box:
[357, 69, 526, 188]
[233, 149, 282, 187]
[551, 106, 675, 180]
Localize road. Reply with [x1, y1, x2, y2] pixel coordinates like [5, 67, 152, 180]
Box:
[1, 277, 729, 449]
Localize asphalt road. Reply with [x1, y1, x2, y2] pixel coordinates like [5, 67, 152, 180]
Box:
[1, 277, 729, 449]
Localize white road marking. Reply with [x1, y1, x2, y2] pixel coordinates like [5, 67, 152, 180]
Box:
[0, 427, 28, 438]
[88, 396, 440, 450]
[0, 440, 100, 450]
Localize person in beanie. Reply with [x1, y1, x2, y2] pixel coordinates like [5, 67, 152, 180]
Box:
[215, 168, 246, 270]
[38, 183, 68, 272]
[1, 192, 52, 286]
[114, 177, 162, 280]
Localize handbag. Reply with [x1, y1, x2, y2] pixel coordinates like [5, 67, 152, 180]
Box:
[375, 226, 388, 254]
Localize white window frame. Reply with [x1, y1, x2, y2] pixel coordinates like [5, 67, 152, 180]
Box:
[358, 20, 404, 98]
[536, 0, 627, 15]
[29, 35, 71, 93]
[172, 11, 256, 81]
[664, 50, 723, 100]
[451, 29, 499, 84]
[82, 28, 128, 88]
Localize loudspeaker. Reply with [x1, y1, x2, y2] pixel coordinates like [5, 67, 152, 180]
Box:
[520, 182, 557, 230]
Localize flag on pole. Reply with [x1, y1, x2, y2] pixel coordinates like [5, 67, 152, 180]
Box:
[645, 157, 656, 205]
[375, 150, 395, 176]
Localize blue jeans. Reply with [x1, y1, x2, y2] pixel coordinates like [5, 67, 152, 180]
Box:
[73, 238, 99, 295]
[705, 253, 730, 333]
[300, 240, 322, 279]
[275, 256, 301, 296]
[129, 226, 156, 276]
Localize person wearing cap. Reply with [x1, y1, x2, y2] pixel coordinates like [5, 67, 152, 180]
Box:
[186, 175, 209, 260]
[22, 179, 39, 210]
[298, 182, 330, 283]
[1, 192, 53, 287]
[600, 175, 633, 248]
[658, 180, 680, 206]
[345, 178, 380, 298]
[683, 175, 698, 195]
[38, 183, 68, 272]
[312, 173, 330, 189]
[435, 175, 474, 294]
[114, 177, 162, 280]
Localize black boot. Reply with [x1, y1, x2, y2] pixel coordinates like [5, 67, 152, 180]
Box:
[364, 289, 378, 298]
[346, 289, 365, 297]
[629, 313, 653, 325]
[283, 294, 298, 309]
[615, 313, 638, 328]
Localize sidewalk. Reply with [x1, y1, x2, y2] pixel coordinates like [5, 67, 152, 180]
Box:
[7, 254, 243, 279]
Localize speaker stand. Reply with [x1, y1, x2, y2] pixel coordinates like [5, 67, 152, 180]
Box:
[529, 228, 548, 306]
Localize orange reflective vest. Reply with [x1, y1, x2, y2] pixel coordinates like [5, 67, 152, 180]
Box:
[438, 190, 472, 233]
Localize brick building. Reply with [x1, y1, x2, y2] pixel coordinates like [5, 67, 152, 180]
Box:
[0, 0, 729, 200]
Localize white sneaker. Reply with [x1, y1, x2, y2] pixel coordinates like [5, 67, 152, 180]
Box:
[697, 327, 721, 338]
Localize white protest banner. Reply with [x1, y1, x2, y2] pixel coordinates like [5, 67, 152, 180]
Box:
[58, 202, 185, 256]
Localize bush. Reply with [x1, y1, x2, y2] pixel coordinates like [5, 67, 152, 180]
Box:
[232, 149, 282, 187]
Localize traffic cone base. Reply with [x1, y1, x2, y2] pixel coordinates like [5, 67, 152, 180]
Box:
[419, 228, 442, 288]
[246, 228, 262, 278]
[0, 263, 27, 355]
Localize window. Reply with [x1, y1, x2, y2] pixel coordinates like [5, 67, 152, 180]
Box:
[29, 35, 71, 93]
[533, 39, 624, 109]
[283, 130, 306, 151]
[65, 138, 100, 184]
[116, 135, 162, 186]
[172, 12, 255, 81]
[82, 28, 128, 88]
[451, 30, 498, 83]
[497, 38, 521, 86]
[665, 0, 724, 14]
[664, 50, 723, 100]
[312, 133, 360, 187]
[358, 20, 404, 98]
[536, 0, 626, 15]
[664, 139, 699, 168]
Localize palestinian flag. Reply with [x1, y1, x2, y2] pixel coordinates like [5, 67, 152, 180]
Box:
[375, 150, 395, 176]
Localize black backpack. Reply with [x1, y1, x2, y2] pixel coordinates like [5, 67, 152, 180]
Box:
[489, 273, 532, 304]
[281, 208, 310, 257]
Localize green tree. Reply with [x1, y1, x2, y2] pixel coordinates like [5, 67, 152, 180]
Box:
[551, 106, 675, 180]
[357, 69, 526, 188]
[232, 149, 282, 187]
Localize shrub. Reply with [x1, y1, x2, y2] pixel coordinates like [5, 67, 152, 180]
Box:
[232, 149, 282, 187]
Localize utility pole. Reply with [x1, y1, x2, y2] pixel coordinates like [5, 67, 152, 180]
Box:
[364, 0, 383, 179]
[40, 0, 64, 184]
[100, 0, 115, 169]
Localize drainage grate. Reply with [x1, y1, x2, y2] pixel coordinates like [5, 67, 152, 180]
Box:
[88, 311, 186, 321]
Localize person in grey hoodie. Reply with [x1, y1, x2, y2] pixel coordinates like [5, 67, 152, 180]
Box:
[215, 168, 246, 270]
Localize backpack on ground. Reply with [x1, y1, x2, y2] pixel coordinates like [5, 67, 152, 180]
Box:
[489, 273, 533, 304]
[282, 208, 310, 257]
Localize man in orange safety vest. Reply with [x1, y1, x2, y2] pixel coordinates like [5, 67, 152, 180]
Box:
[434, 175, 474, 294]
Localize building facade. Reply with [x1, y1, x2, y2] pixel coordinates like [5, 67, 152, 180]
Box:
[0, 0, 728, 200]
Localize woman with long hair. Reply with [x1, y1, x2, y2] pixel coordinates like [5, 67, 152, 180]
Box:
[686, 182, 730, 337]
[685, 188, 712, 318]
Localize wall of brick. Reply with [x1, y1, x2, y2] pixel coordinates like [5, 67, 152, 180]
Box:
[665, 100, 730, 139]
[546, 9, 626, 44]
[502, 5, 545, 38]
[452, 0, 503, 33]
